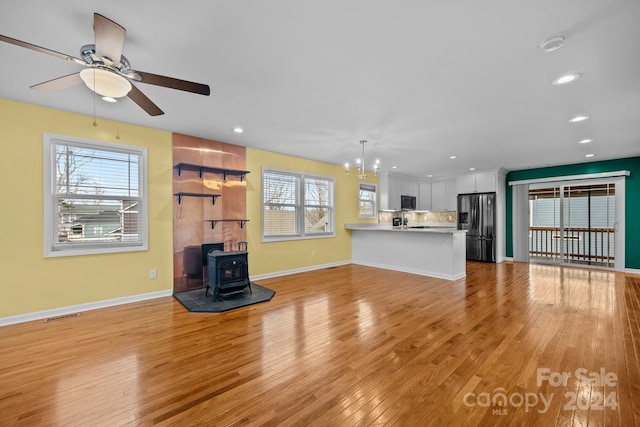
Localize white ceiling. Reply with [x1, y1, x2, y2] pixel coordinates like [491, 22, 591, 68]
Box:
[1, 0, 639, 179]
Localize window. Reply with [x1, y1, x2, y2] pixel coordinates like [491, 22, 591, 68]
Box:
[262, 168, 335, 241]
[358, 183, 377, 218]
[43, 133, 148, 257]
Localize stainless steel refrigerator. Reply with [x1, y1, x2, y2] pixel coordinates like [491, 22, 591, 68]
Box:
[457, 192, 496, 262]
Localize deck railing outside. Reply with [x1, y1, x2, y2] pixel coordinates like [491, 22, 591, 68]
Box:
[529, 226, 615, 266]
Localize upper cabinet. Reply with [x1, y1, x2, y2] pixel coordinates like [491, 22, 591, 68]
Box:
[456, 172, 497, 194]
[387, 175, 401, 210]
[431, 179, 457, 211]
[399, 177, 419, 198]
[418, 181, 432, 211]
[380, 173, 419, 210]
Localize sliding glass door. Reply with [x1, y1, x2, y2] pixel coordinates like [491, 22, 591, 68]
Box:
[529, 186, 562, 263]
[529, 180, 618, 268]
[562, 183, 616, 267]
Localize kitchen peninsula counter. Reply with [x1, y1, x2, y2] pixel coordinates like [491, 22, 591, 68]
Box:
[345, 223, 467, 280]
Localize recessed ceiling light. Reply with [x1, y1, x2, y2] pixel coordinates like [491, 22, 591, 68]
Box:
[569, 115, 589, 123]
[579, 139, 593, 144]
[427, 174, 433, 178]
[469, 167, 476, 171]
[539, 35, 566, 52]
[392, 166, 398, 169]
[449, 155, 457, 159]
[553, 73, 580, 85]
[585, 153, 595, 158]
[233, 127, 244, 133]
[102, 96, 117, 103]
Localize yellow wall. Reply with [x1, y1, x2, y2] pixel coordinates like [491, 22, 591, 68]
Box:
[0, 99, 174, 317]
[0, 98, 378, 318]
[246, 147, 377, 276]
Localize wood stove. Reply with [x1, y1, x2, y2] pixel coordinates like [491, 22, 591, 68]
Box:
[206, 251, 251, 300]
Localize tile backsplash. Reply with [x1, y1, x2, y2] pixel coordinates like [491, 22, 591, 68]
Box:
[378, 210, 457, 224]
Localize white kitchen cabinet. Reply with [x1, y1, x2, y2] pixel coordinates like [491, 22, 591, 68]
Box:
[445, 180, 457, 210]
[400, 178, 419, 198]
[387, 175, 401, 210]
[383, 174, 418, 210]
[475, 173, 496, 193]
[418, 181, 432, 211]
[431, 181, 445, 210]
[431, 179, 457, 211]
[456, 174, 476, 194]
[456, 172, 497, 194]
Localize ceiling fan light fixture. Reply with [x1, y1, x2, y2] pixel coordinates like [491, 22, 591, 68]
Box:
[80, 68, 132, 98]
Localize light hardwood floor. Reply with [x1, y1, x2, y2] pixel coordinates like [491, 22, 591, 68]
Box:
[1, 262, 638, 426]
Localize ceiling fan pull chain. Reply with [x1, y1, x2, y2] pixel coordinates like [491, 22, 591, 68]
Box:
[92, 69, 97, 127]
[116, 99, 120, 139]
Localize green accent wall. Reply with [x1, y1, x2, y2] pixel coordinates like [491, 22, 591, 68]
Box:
[505, 157, 640, 269]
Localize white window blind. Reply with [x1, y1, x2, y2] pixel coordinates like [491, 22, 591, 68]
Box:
[43, 134, 148, 257]
[358, 183, 377, 218]
[262, 168, 334, 241]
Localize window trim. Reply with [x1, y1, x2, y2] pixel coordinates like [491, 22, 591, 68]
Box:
[43, 133, 148, 257]
[358, 182, 378, 218]
[261, 167, 335, 242]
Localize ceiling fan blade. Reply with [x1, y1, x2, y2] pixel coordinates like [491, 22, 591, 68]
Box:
[127, 84, 164, 116]
[94, 13, 125, 67]
[135, 71, 211, 96]
[0, 34, 85, 65]
[30, 73, 83, 91]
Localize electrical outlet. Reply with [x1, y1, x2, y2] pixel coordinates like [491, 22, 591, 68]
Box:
[149, 269, 157, 279]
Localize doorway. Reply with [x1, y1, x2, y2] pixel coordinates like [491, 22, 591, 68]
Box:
[528, 179, 621, 269]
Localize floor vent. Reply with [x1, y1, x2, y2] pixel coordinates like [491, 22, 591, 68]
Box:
[44, 313, 80, 322]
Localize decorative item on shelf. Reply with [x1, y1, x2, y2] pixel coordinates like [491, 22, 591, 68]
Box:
[345, 140, 380, 179]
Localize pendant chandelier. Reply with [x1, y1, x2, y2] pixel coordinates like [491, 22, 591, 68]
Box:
[345, 140, 380, 179]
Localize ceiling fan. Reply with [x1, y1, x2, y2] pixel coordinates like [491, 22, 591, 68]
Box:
[0, 12, 210, 116]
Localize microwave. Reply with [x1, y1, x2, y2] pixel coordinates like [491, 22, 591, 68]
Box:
[400, 195, 416, 210]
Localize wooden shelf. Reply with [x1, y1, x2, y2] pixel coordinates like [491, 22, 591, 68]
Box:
[206, 219, 249, 229]
[174, 163, 250, 182]
[174, 192, 221, 205]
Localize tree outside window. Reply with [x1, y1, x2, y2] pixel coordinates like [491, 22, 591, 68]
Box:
[262, 168, 334, 241]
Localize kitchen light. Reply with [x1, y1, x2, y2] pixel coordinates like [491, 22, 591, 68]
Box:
[233, 127, 244, 133]
[345, 140, 380, 179]
[569, 115, 589, 123]
[579, 139, 593, 144]
[469, 167, 476, 171]
[102, 96, 117, 103]
[585, 153, 596, 158]
[553, 73, 580, 85]
[449, 155, 457, 159]
[79, 68, 132, 98]
[427, 174, 433, 178]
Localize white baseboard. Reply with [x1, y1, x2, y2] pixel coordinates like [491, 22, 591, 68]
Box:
[251, 260, 351, 281]
[0, 289, 173, 327]
[625, 267, 640, 276]
[351, 260, 465, 281]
